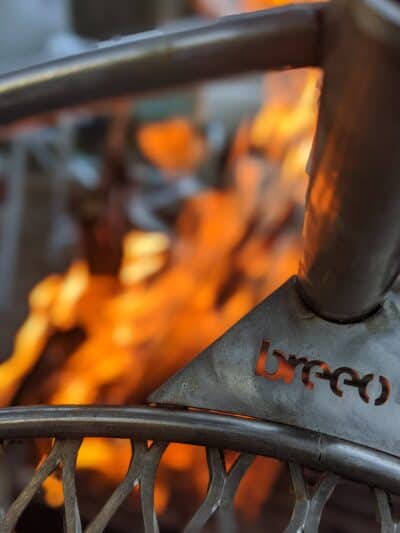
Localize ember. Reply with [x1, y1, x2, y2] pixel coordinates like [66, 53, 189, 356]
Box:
[1, 0, 320, 526]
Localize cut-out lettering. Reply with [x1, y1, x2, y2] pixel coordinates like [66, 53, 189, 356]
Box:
[255, 340, 390, 406]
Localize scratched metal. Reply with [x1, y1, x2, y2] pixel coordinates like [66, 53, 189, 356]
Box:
[151, 277, 400, 457]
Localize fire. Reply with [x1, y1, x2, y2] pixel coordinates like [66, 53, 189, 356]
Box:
[1, 0, 320, 524]
[137, 118, 206, 174]
[0, 263, 89, 406]
[243, 0, 322, 8]
[196, 0, 323, 16]
[251, 69, 319, 202]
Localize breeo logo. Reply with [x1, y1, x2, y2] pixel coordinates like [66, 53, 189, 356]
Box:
[255, 340, 390, 406]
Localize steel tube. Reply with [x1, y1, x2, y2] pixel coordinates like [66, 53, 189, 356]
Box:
[0, 4, 325, 126]
[0, 405, 400, 495]
[298, 0, 400, 322]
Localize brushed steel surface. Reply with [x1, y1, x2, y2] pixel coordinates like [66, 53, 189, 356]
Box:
[152, 278, 400, 457]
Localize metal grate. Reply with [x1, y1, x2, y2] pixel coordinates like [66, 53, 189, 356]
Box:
[0, 406, 399, 532]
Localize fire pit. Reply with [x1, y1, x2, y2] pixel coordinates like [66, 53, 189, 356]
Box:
[0, 0, 400, 532]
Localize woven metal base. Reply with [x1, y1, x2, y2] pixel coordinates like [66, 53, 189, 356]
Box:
[0, 406, 398, 532]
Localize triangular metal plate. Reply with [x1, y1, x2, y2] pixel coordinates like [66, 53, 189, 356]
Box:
[150, 278, 400, 456]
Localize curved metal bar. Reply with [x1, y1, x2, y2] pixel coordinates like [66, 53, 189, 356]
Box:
[298, 0, 400, 322]
[0, 3, 326, 126]
[184, 448, 226, 533]
[0, 405, 399, 495]
[216, 453, 254, 533]
[61, 440, 82, 533]
[140, 442, 168, 533]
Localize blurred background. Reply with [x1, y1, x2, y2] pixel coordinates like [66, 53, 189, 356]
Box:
[0, 1, 381, 532]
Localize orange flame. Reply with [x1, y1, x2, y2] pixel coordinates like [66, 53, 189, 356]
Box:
[137, 118, 206, 175]
[244, 0, 322, 8]
[196, 0, 323, 16]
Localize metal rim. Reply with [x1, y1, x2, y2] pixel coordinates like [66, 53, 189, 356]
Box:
[1, 405, 400, 495]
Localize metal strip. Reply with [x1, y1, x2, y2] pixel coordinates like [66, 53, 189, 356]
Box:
[85, 441, 146, 533]
[0, 406, 399, 496]
[216, 454, 255, 533]
[184, 448, 226, 533]
[375, 489, 400, 533]
[0, 440, 62, 533]
[61, 440, 83, 533]
[140, 442, 168, 533]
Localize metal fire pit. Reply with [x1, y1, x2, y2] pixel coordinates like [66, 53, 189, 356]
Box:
[1, 1, 400, 532]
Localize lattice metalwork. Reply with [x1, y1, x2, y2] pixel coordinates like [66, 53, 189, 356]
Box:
[0, 406, 399, 532]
